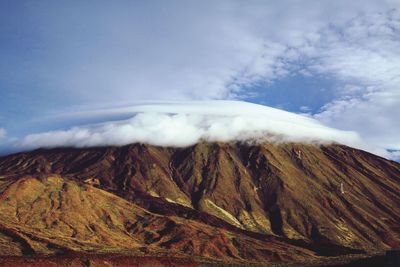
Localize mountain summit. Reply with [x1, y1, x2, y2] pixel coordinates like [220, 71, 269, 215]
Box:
[0, 142, 399, 265]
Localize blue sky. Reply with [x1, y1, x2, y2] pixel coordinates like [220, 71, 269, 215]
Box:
[0, 0, 400, 159]
[240, 74, 337, 114]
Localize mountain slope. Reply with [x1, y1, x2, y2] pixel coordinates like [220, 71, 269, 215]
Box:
[0, 175, 319, 263]
[0, 142, 399, 263]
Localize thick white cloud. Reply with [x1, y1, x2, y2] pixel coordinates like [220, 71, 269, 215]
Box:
[16, 101, 363, 151]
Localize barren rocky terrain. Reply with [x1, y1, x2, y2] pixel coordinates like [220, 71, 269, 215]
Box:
[0, 142, 399, 266]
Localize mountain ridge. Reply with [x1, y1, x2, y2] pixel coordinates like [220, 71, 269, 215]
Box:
[0, 142, 399, 265]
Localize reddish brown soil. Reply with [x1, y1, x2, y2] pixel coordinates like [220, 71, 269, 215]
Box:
[0, 253, 199, 267]
[0, 142, 399, 265]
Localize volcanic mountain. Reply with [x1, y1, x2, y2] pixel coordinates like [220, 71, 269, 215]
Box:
[0, 142, 399, 266]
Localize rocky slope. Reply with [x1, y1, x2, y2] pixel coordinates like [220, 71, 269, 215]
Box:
[0, 175, 320, 263]
[0, 142, 399, 264]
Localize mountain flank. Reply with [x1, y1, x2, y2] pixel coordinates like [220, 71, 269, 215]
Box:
[0, 142, 399, 265]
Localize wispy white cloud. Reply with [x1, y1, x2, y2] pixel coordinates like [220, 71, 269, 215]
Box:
[14, 101, 363, 151]
[316, 88, 400, 151]
[9, 1, 397, 104]
[304, 10, 400, 152]
[388, 150, 400, 161]
[0, 128, 5, 139]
